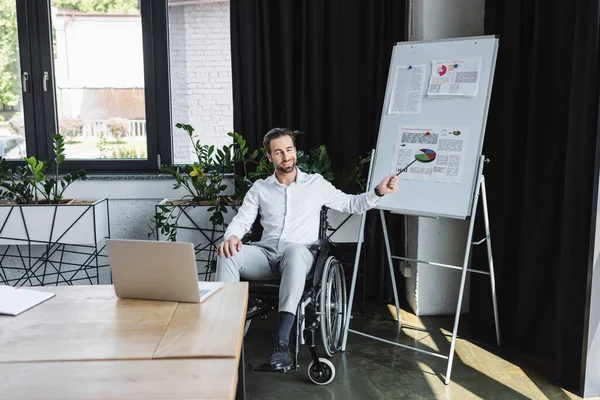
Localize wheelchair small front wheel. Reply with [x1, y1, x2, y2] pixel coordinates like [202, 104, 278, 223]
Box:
[307, 358, 335, 385]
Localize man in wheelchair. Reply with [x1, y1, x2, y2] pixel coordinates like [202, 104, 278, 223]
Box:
[216, 127, 398, 374]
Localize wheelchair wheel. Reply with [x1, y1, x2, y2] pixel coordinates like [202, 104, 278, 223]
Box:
[319, 256, 347, 357]
[307, 358, 335, 385]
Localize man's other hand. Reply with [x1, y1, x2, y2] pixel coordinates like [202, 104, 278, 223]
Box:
[217, 235, 242, 257]
[377, 175, 399, 195]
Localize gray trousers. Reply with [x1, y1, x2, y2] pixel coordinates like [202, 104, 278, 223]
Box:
[215, 242, 314, 314]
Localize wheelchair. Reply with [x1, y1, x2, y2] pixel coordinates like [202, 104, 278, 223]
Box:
[243, 207, 347, 385]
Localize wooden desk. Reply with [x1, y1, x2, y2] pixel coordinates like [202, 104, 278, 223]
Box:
[0, 283, 248, 400]
[154, 283, 247, 359]
[0, 359, 239, 400]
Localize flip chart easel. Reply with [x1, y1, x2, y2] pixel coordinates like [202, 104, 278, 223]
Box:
[341, 36, 501, 384]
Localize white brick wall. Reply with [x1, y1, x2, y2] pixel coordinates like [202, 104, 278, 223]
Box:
[169, 1, 233, 165]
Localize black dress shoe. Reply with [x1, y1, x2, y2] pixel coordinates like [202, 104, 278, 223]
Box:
[269, 341, 292, 371]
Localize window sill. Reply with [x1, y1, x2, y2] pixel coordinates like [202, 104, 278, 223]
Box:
[63, 173, 234, 200]
[85, 173, 175, 181]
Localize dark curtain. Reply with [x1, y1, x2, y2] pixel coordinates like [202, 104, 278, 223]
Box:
[470, 0, 600, 393]
[231, 0, 407, 302]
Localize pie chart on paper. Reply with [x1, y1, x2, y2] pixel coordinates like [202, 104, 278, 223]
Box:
[415, 148, 436, 163]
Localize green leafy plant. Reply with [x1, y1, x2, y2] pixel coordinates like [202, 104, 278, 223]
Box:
[335, 152, 371, 194]
[149, 123, 238, 240]
[0, 162, 36, 204]
[304, 145, 334, 182]
[0, 133, 86, 204]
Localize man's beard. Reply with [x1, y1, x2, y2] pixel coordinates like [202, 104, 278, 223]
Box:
[276, 160, 295, 174]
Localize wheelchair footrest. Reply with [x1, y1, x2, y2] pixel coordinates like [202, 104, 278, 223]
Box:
[246, 298, 276, 320]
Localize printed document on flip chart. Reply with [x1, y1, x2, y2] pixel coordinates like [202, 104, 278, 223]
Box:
[391, 125, 469, 184]
[427, 58, 481, 97]
[388, 64, 427, 114]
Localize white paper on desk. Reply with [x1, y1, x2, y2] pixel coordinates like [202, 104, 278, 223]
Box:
[198, 282, 223, 302]
[0, 285, 55, 316]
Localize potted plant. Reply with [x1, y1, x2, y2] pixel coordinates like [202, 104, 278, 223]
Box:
[150, 124, 247, 279]
[0, 134, 109, 246]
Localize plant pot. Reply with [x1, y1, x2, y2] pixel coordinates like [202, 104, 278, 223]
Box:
[156, 199, 238, 279]
[157, 198, 237, 242]
[0, 198, 110, 246]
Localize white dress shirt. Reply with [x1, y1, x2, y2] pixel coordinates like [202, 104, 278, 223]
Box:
[224, 168, 380, 246]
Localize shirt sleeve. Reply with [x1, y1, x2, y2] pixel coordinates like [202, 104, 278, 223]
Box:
[224, 183, 259, 240]
[319, 175, 380, 214]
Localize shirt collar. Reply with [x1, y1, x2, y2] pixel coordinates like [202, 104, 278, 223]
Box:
[267, 167, 308, 185]
[296, 168, 309, 182]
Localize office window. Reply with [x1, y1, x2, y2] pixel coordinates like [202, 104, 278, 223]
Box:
[168, 0, 233, 165]
[0, 0, 29, 160]
[51, 1, 147, 160]
[9, 0, 172, 172]
[2, 0, 234, 172]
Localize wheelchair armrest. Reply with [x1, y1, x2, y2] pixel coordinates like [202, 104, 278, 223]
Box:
[240, 231, 253, 244]
[310, 239, 329, 252]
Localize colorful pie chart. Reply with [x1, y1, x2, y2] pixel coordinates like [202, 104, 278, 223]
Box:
[415, 148, 436, 163]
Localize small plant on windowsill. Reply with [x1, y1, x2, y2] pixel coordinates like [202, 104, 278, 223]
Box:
[0, 133, 87, 205]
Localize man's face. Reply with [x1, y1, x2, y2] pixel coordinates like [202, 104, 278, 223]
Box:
[267, 135, 296, 174]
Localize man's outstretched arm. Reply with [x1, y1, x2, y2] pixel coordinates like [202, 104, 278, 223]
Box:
[321, 174, 398, 214]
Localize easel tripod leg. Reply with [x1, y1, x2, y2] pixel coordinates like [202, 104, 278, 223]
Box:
[341, 211, 367, 352]
[380, 210, 402, 325]
[444, 174, 483, 385]
[480, 177, 501, 346]
[342, 149, 376, 352]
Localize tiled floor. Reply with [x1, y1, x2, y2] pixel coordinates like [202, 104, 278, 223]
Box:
[243, 304, 583, 400]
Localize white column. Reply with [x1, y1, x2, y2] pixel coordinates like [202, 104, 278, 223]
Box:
[404, 0, 484, 315]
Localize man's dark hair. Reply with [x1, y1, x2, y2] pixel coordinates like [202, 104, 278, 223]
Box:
[263, 128, 296, 154]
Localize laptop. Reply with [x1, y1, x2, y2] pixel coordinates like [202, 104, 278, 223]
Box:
[107, 239, 222, 303]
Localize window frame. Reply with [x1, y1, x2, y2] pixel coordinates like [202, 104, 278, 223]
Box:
[8, 0, 173, 173]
